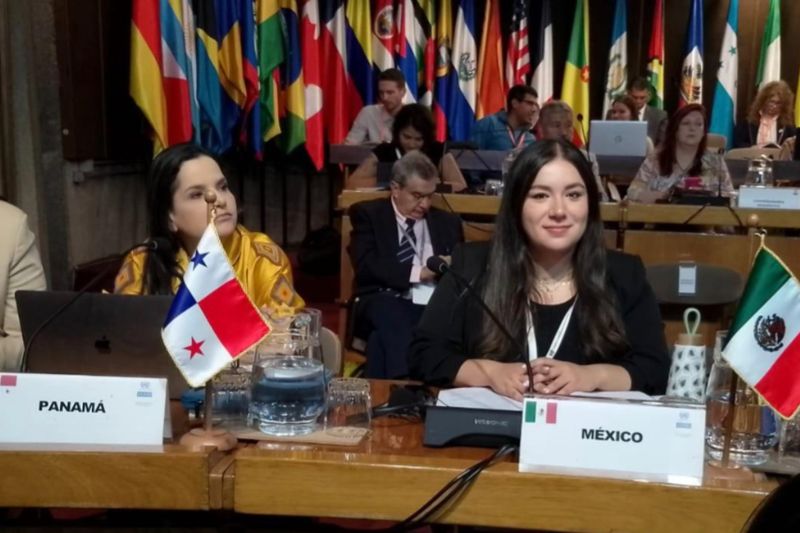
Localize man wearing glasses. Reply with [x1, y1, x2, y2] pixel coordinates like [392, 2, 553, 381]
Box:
[349, 152, 463, 379]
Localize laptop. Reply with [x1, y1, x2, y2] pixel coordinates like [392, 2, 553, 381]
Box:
[16, 291, 189, 399]
[589, 120, 648, 157]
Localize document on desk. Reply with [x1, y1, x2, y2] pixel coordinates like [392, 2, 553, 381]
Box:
[436, 387, 652, 411]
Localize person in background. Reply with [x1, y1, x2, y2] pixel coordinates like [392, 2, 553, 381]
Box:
[609, 95, 655, 157]
[350, 152, 464, 379]
[348, 104, 467, 191]
[345, 69, 406, 145]
[470, 85, 539, 151]
[627, 104, 734, 203]
[538, 101, 607, 201]
[409, 140, 669, 399]
[627, 77, 668, 145]
[0, 199, 47, 370]
[114, 143, 304, 312]
[734, 80, 796, 148]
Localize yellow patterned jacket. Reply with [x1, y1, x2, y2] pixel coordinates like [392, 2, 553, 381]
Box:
[114, 225, 304, 311]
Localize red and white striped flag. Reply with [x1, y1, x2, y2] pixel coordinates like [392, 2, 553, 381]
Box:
[505, 0, 530, 88]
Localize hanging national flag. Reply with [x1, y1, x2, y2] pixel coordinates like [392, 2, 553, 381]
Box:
[372, 0, 396, 73]
[235, 0, 261, 158]
[345, 0, 373, 112]
[320, 0, 350, 144]
[396, 0, 419, 103]
[301, 0, 324, 170]
[796, 72, 800, 126]
[603, 0, 628, 117]
[279, 0, 306, 154]
[415, 0, 436, 107]
[646, 0, 664, 109]
[561, 0, 589, 146]
[709, 0, 738, 150]
[530, 0, 553, 103]
[476, 0, 504, 119]
[179, 0, 200, 144]
[433, 0, 452, 141]
[505, 0, 530, 89]
[257, 0, 284, 143]
[445, 0, 477, 141]
[161, 223, 272, 388]
[130, 0, 193, 153]
[756, 0, 781, 89]
[679, 0, 703, 106]
[721, 245, 800, 419]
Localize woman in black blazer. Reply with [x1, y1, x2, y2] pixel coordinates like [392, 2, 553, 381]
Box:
[734, 81, 796, 148]
[409, 140, 669, 399]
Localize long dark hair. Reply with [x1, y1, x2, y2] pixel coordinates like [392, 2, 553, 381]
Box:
[657, 103, 707, 176]
[479, 139, 627, 360]
[143, 143, 216, 295]
[391, 104, 436, 152]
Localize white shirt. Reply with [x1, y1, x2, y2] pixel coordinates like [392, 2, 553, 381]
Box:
[638, 106, 646, 122]
[345, 104, 394, 144]
[390, 198, 433, 284]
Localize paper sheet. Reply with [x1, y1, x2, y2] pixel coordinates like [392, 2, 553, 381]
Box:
[436, 387, 652, 411]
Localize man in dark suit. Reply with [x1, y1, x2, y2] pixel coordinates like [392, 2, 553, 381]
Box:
[628, 77, 668, 145]
[349, 151, 464, 378]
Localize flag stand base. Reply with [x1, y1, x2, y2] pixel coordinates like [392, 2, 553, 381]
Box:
[179, 427, 238, 451]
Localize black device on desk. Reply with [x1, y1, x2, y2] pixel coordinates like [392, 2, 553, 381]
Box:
[423, 404, 522, 447]
[16, 291, 188, 399]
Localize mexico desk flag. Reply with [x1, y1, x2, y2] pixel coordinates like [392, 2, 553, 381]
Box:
[722, 244, 800, 419]
[161, 223, 271, 387]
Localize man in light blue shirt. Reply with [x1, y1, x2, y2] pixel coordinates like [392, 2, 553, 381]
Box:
[470, 85, 539, 151]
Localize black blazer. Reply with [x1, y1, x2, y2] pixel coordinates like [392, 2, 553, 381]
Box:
[733, 121, 796, 148]
[408, 242, 670, 395]
[349, 198, 464, 295]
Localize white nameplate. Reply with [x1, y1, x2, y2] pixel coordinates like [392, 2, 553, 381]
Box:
[0, 373, 167, 447]
[738, 186, 800, 210]
[519, 394, 705, 485]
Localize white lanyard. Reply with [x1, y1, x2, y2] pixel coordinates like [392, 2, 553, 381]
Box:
[506, 125, 526, 149]
[526, 299, 577, 360]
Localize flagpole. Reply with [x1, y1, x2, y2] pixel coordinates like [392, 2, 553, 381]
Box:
[178, 191, 238, 452]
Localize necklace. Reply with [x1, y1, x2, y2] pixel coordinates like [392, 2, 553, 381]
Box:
[533, 274, 574, 294]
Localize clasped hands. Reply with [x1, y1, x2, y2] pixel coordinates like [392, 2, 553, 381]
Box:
[483, 359, 599, 401]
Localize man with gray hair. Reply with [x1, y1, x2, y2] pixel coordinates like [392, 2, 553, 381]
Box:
[349, 152, 463, 378]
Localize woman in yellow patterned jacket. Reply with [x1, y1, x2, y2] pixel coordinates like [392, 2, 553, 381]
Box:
[114, 143, 304, 312]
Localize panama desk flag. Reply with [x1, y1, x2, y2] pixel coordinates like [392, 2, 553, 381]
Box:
[722, 242, 800, 419]
[161, 223, 271, 387]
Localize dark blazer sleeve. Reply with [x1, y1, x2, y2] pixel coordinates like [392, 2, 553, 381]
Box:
[606, 252, 670, 395]
[733, 122, 755, 148]
[429, 208, 464, 257]
[409, 242, 487, 385]
[349, 200, 413, 293]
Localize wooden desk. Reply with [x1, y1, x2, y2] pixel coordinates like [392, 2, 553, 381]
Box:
[0, 444, 222, 510]
[233, 382, 775, 532]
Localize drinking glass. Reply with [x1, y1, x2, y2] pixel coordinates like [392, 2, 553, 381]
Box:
[325, 378, 372, 430]
[705, 357, 779, 466]
[247, 325, 326, 437]
[485, 179, 504, 196]
[210, 363, 251, 426]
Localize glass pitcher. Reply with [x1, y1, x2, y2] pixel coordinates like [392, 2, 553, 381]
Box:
[705, 357, 779, 466]
[744, 156, 774, 187]
[247, 313, 326, 436]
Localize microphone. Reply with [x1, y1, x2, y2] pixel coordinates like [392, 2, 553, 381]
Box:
[426, 256, 535, 394]
[20, 237, 171, 371]
[576, 113, 589, 148]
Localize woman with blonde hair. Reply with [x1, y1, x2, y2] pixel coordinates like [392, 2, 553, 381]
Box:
[734, 80, 796, 148]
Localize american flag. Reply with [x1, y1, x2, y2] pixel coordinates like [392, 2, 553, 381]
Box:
[505, 0, 530, 88]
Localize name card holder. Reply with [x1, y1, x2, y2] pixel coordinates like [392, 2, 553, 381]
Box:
[519, 394, 705, 486]
[0, 373, 168, 448]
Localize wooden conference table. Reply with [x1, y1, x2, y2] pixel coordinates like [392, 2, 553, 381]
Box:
[0, 383, 777, 532]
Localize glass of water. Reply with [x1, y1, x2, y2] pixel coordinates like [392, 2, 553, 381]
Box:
[325, 378, 372, 430]
[484, 179, 504, 196]
[247, 324, 327, 437]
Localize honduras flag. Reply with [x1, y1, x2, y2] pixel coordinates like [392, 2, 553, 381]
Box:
[679, 0, 703, 106]
[162, 222, 271, 387]
[709, 0, 738, 149]
[445, 0, 476, 141]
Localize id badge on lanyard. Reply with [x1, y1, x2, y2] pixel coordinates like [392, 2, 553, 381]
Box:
[507, 126, 526, 150]
[526, 300, 577, 360]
